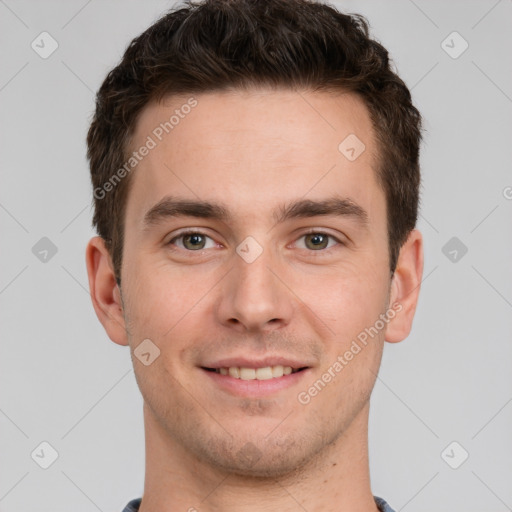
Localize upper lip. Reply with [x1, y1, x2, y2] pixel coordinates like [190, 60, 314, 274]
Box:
[201, 356, 312, 370]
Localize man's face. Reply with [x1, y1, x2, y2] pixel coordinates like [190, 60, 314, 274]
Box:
[118, 89, 394, 476]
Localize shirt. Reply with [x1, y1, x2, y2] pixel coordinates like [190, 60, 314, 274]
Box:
[122, 495, 396, 511]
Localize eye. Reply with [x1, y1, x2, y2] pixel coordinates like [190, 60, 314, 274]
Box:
[295, 232, 342, 251]
[168, 231, 217, 251]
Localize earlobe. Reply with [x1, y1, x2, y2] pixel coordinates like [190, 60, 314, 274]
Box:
[385, 229, 424, 343]
[85, 236, 129, 346]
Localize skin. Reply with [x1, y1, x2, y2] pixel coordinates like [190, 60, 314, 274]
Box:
[86, 88, 423, 512]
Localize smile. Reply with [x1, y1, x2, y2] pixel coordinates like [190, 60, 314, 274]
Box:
[207, 365, 304, 380]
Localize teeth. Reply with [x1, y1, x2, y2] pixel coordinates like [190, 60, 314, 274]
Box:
[240, 367, 256, 380]
[272, 365, 284, 378]
[255, 367, 273, 380]
[228, 367, 240, 378]
[215, 365, 298, 380]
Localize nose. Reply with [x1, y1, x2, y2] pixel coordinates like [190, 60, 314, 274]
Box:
[216, 245, 294, 333]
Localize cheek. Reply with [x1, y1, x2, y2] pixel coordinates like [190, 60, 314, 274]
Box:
[315, 263, 389, 399]
[294, 260, 389, 338]
[122, 255, 217, 341]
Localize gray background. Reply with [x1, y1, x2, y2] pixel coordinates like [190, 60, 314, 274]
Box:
[1, 0, 511, 510]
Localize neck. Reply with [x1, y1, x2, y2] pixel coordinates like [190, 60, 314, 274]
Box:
[138, 402, 379, 512]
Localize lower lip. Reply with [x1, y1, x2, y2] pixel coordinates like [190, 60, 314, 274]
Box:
[201, 368, 310, 397]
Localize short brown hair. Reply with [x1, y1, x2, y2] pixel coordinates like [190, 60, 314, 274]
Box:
[87, 0, 422, 285]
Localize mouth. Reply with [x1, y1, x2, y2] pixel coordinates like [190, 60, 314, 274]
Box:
[199, 356, 313, 397]
[202, 365, 308, 380]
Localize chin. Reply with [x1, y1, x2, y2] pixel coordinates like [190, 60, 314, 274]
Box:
[191, 430, 333, 481]
[207, 450, 307, 479]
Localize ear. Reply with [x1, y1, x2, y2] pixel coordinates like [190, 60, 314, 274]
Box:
[385, 229, 424, 343]
[85, 236, 128, 346]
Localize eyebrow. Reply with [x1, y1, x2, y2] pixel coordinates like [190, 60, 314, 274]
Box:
[142, 195, 368, 229]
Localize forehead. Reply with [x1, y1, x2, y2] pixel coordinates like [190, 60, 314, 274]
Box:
[124, 88, 383, 229]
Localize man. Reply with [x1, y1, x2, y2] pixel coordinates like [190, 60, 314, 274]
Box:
[85, 0, 423, 510]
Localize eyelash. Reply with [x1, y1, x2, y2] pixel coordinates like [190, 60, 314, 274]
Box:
[167, 229, 344, 253]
